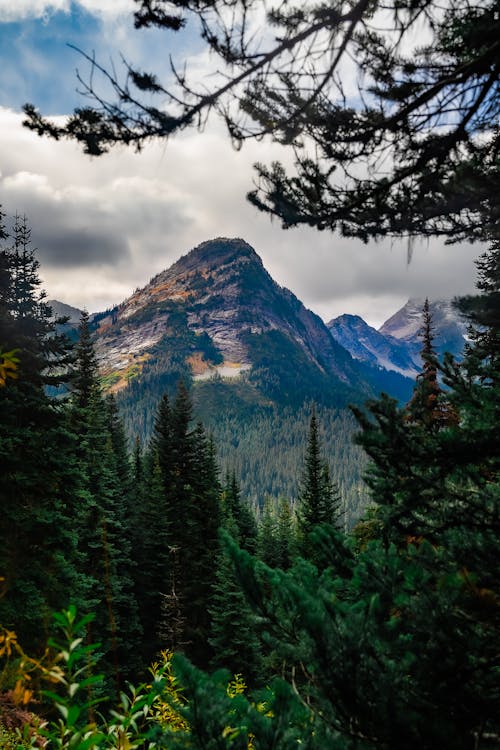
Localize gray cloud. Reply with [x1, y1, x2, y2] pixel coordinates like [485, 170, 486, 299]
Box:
[35, 225, 126, 267]
[0, 107, 481, 326]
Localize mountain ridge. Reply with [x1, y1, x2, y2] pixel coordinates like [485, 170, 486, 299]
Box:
[328, 298, 468, 378]
[90, 237, 370, 405]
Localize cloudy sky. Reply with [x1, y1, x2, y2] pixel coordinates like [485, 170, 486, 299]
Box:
[0, 0, 481, 327]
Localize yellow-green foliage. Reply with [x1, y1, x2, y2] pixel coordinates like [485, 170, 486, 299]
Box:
[1, 612, 270, 750]
[0, 349, 19, 387]
[0, 722, 33, 750]
[149, 651, 189, 733]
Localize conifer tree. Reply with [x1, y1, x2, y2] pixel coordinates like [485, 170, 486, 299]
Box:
[297, 406, 342, 560]
[150, 383, 223, 667]
[224, 471, 258, 554]
[209, 527, 263, 684]
[257, 497, 296, 569]
[275, 497, 296, 570]
[257, 498, 280, 568]
[0, 211, 82, 652]
[70, 311, 142, 684]
[134, 444, 171, 665]
[406, 299, 457, 430]
[210, 476, 262, 683]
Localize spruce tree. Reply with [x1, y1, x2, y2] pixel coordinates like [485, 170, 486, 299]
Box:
[297, 406, 342, 560]
[275, 497, 296, 570]
[0, 212, 82, 652]
[134, 444, 171, 665]
[406, 298, 457, 430]
[257, 498, 280, 568]
[224, 471, 258, 554]
[70, 311, 142, 684]
[209, 526, 263, 685]
[150, 383, 223, 667]
[210, 476, 262, 683]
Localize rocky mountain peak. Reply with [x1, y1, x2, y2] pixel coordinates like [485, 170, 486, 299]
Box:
[168, 237, 263, 276]
[90, 237, 367, 400]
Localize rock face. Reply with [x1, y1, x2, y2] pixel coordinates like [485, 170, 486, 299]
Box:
[329, 298, 468, 379]
[328, 314, 419, 378]
[91, 237, 367, 399]
[379, 298, 468, 360]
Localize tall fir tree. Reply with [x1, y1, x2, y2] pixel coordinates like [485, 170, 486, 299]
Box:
[223, 471, 258, 554]
[209, 475, 262, 683]
[297, 406, 342, 561]
[148, 383, 223, 667]
[406, 298, 457, 430]
[257, 497, 280, 568]
[0, 211, 82, 652]
[69, 311, 142, 685]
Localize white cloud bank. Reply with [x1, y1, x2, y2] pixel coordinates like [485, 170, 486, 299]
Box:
[0, 107, 481, 327]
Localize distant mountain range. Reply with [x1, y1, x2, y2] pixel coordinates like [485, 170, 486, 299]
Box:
[328, 298, 468, 380]
[48, 237, 468, 432]
[47, 238, 469, 515]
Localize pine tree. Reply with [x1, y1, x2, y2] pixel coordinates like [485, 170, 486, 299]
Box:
[457, 239, 500, 379]
[275, 497, 296, 570]
[70, 311, 142, 684]
[257, 498, 280, 568]
[257, 497, 296, 569]
[0, 212, 82, 653]
[297, 406, 342, 560]
[209, 527, 263, 685]
[209, 475, 262, 683]
[224, 471, 258, 554]
[407, 299, 457, 430]
[184, 422, 222, 667]
[149, 383, 223, 667]
[134, 445, 171, 665]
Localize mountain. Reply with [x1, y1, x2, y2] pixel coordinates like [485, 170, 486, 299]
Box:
[379, 297, 468, 360]
[92, 237, 373, 417]
[47, 299, 83, 325]
[328, 314, 419, 378]
[329, 298, 468, 380]
[47, 299, 83, 339]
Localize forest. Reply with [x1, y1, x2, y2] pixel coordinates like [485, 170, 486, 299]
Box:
[2, 0, 500, 747]
[1, 209, 499, 748]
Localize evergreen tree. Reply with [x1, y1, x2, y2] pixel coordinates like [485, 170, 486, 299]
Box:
[134, 444, 171, 665]
[209, 527, 263, 685]
[184, 422, 222, 666]
[28, 2, 500, 244]
[257, 498, 280, 568]
[297, 406, 342, 560]
[149, 383, 223, 667]
[0, 211, 82, 653]
[223, 471, 258, 554]
[407, 298, 457, 430]
[210, 475, 261, 683]
[275, 497, 296, 570]
[70, 311, 142, 684]
[457, 239, 500, 378]
[257, 497, 296, 570]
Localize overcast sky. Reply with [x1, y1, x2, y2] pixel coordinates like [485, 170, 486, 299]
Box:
[0, 0, 481, 328]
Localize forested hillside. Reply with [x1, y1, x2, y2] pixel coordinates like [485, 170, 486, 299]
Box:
[2, 208, 498, 749]
[3, 0, 499, 746]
